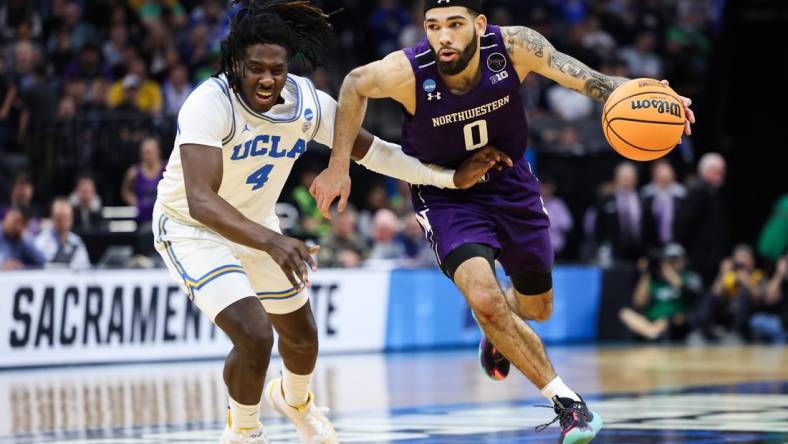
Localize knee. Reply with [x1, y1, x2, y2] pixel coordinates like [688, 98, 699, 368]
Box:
[235, 324, 275, 361]
[511, 289, 553, 322]
[530, 301, 553, 322]
[468, 289, 509, 326]
[531, 292, 553, 322]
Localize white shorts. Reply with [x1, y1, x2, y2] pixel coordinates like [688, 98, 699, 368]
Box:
[152, 205, 308, 322]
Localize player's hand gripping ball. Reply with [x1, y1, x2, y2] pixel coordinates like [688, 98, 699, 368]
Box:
[602, 78, 687, 161]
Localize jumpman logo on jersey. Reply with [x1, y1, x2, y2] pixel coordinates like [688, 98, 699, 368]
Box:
[242, 123, 251, 133]
[427, 92, 442, 101]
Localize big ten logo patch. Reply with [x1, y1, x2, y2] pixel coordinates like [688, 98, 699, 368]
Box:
[490, 71, 509, 85]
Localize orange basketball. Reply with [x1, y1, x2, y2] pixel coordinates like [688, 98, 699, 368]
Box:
[602, 78, 686, 161]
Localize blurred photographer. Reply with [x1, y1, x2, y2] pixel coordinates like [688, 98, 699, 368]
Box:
[700, 244, 766, 341]
[619, 243, 703, 341]
[748, 255, 788, 343]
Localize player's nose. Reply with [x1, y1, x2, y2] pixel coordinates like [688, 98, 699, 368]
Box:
[258, 76, 275, 89]
[438, 29, 453, 46]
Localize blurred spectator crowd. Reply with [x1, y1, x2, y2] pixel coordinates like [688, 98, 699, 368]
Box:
[1, 1, 786, 342]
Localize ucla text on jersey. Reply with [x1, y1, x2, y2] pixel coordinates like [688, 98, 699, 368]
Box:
[230, 135, 307, 161]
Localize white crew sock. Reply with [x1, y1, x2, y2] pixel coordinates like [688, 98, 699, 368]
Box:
[282, 366, 313, 407]
[541, 376, 581, 403]
[228, 395, 260, 432]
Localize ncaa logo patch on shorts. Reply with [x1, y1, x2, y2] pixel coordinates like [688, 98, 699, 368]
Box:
[487, 53, 507, 72]
[423, 79, 437, 93]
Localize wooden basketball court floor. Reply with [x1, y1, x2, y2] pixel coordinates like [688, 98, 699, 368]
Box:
[1, 345, 787, 443]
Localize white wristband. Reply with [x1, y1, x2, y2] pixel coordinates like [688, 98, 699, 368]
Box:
[357, 137, 457, 189]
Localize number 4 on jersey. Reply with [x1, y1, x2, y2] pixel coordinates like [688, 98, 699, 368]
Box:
[246, 164, 274, 191]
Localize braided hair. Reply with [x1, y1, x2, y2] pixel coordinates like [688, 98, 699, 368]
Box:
[218, 0, 332, 92]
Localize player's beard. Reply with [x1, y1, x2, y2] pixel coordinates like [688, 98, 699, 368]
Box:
[434, 29, 479, 76]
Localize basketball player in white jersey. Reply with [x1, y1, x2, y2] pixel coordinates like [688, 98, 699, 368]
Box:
[153, 1, 510, 443]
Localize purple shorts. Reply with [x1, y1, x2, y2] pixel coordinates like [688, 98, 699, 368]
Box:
[411, 160, 553, 275]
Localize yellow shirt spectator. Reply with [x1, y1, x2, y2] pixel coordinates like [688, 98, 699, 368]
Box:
[721, 268, 765, 297]
[108, 74, 163, 114]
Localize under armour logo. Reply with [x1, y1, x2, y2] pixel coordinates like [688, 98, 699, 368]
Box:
[427, 92, 442, 101]
[438, 0, 451, 3]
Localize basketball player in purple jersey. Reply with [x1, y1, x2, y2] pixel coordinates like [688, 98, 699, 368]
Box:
[313, 1, 695, 442]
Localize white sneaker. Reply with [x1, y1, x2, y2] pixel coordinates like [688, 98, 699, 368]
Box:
[220, 409, 271, 444]
[264, 377, 338, 444]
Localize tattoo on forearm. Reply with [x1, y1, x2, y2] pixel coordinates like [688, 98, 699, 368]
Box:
[504, 26, 547, 58]
[503, 26, 627, 101]
[586, 73, 627, 101]
[548, 51, 590, 79]
[549, 51, 626, 101]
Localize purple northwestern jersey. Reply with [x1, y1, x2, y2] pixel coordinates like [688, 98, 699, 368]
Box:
[401, 25, 553, 275]
[402, 25, 535, 189]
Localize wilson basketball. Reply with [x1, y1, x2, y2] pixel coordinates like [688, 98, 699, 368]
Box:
[602, 78, 686, 161]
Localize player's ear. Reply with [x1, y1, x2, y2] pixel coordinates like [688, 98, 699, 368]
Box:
[475, 13, 487, 34]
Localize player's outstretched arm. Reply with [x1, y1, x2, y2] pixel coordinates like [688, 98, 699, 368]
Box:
[502, 26, 695, 134]
[346, 128, 512, 190]
[311, 51, 415, 219]
[502, 26, 627, 102]
[181, 145, 317, 288]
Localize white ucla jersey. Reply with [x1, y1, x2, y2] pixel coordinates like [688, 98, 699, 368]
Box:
[157, 73, 336, 226]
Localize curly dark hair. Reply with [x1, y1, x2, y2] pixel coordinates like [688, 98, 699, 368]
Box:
[218, 0, 332, 92]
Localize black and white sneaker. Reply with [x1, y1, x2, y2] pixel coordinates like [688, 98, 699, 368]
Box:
[536, 396, 603, 444]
